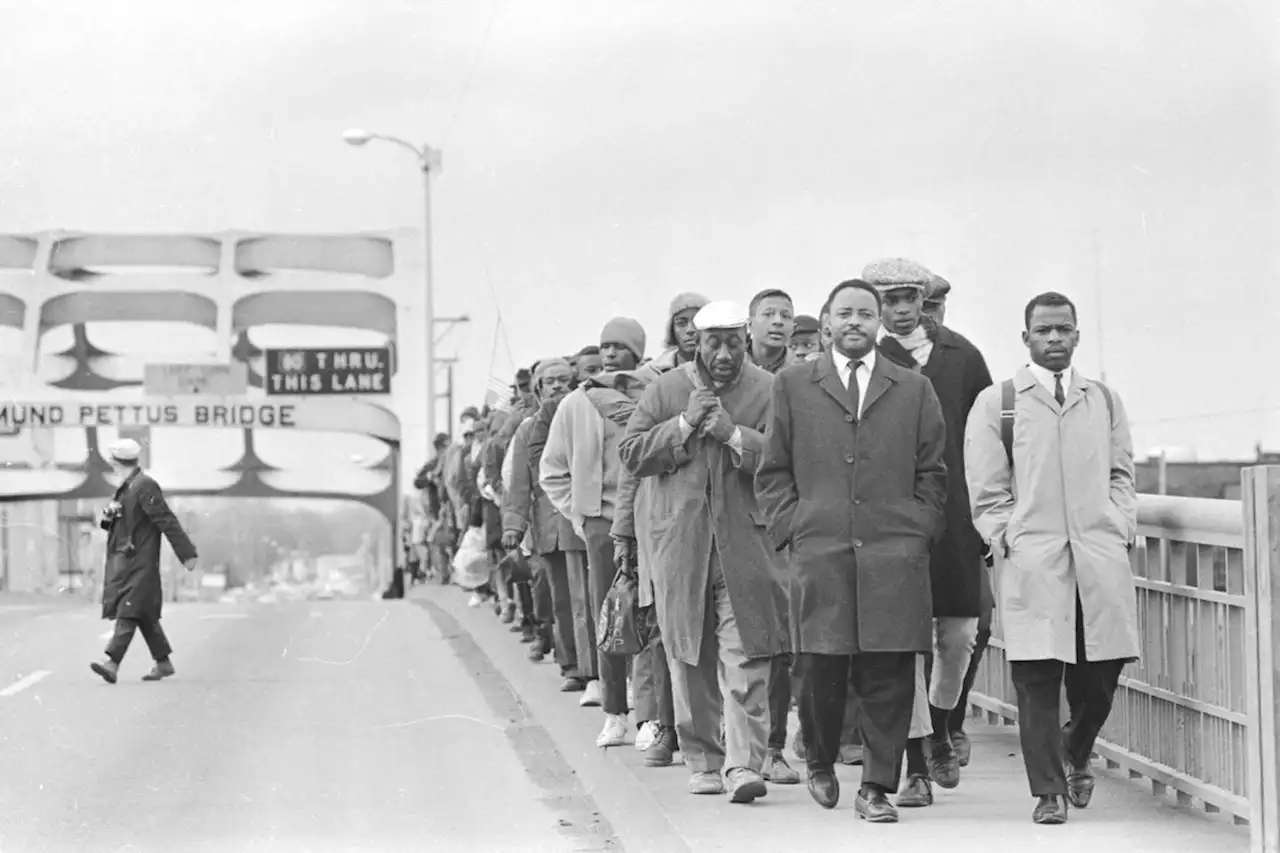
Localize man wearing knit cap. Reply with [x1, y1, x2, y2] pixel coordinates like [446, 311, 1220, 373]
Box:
[541, 318, 648, 744]
[503, 357, 587, 681]
[863, 257, 993, 809]
[91, 438, 198, 684]
[620, 300, 787, 803]
[648, 292, 709, 371]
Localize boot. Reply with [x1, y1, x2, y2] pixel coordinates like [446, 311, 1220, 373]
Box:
[142, 659, 176, 681]
[90, 659, 119, 684]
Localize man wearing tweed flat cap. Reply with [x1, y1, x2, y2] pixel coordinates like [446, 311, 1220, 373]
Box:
[866, 257, 995, 809]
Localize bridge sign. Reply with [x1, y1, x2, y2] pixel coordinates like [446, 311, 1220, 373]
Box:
[264, 347, 392, 397]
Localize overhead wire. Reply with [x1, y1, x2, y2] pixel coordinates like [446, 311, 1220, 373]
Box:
[440, 0, 502, 148]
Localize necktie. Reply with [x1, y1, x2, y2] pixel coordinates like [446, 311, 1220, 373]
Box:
[848, 361, 862, 418]
[1053, 372, 1065, 406]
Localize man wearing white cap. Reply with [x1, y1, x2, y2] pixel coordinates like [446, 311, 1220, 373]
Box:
[91, 438, 198, 684]
[619, 300, 787, 803]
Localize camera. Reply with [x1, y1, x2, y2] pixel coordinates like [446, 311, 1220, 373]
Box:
[100, 501, 123, 523]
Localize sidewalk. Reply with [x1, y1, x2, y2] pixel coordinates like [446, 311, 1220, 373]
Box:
[414, 582, 1251, 853]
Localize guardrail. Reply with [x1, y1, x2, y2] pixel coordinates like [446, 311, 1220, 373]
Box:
[966, 468, 1279, 853]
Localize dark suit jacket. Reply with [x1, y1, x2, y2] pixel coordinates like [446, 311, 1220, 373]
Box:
[755, 351, 947, 655]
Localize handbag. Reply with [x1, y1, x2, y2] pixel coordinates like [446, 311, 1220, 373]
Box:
[597, 568, 644, 656]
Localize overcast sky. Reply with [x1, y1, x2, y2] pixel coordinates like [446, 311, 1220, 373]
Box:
[2, 0, 1276, 471]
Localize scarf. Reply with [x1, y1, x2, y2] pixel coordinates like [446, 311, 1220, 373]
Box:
[879, 324, 933, 367]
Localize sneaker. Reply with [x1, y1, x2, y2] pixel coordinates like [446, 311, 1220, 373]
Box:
[762, 748, 801, 784]
[635, 720, 659, 752]
[727, 768, 768, 803]
[467, 593, 483, 608]
[897, 773, 933, 808]
[644, 726, 677, 767]
[596, 713, 628, 747]
[579, 680, 602, 707]
[688, 771, 725, 795]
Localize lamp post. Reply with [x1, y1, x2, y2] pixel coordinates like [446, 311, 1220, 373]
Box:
[343, 128, 447, 451]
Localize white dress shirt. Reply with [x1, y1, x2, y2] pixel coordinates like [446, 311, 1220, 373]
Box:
[1026, 362, 1074, 402]
[830, 346, 876, 418]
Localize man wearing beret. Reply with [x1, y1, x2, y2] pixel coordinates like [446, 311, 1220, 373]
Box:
[757, 278, 947, 821]
[620, 301, 786, 803]
[864, 257, 993, 809]
[541, 318, 648, 747]
[91, 439, 199, 684]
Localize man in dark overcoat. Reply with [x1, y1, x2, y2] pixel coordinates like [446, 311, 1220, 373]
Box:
[756, 278, 947, 822]
[91, 438, 198, 684]
[868, 257, 993, 806]
[619, 301, 787, 804]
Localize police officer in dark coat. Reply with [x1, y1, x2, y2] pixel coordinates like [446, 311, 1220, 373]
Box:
[91, 439, 198, 684]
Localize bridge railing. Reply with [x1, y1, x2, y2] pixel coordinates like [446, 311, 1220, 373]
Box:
[967, 473, 1279, 851]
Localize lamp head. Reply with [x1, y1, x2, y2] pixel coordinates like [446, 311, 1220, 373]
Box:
[342, 128, 373, 146]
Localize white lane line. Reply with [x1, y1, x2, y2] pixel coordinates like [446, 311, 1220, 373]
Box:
[0, 670, 51, 697]
[200, 613, 250, 621]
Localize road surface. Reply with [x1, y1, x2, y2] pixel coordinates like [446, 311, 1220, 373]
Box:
[0, 592, 608, 852]
[0, 588, 1251, 853]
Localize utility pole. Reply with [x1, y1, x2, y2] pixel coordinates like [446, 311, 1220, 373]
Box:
[436, 356, 458, 440]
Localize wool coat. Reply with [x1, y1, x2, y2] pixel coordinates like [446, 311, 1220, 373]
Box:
[504, 412, 585, 555]
[618, 359, 789, 665]
[965, 367, 1141, 664]
[878, 325, 993, 616]
[101, 469, 197, 623]
[755, 352, 948, 655]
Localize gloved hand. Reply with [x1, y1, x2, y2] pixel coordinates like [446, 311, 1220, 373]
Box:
[501, 529, 523, 551]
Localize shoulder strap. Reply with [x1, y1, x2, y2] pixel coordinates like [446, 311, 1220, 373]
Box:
[1094, 381, 1114, 424]
[1000, 379, 1015, 467]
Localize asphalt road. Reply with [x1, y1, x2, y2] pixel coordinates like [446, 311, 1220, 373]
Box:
[0, 588, 1253, 853]
[0, 593, 608, 853]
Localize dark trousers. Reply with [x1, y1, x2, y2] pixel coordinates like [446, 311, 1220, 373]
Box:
[797, 651, 915, 792]
[105, 617, 172, 664]
[767, 653, 797, 750]
[583, 517, 628, 715]
[633, 607, 676, 726]
[1010, 597, 1125, 796]
[539, 551, 580, 677]
[531, 556, 554, 643]
[515, 579, 535, 625]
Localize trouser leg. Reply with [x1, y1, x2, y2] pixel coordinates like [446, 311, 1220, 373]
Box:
[796, 652, 849, 771]
[1010, 657, 1068, 796]
[931, 616, 980, 710]
[564, 550, 597, 679]
[531, 558, 554, 642]
[850, 651, 916, 793]
[545, 551, 579, 676]
[516, 580, 535, 625]
[104, 618, 138, 663]
[952, 564, 994, 730]
[1063, 595, 1125, 768]
[840, 667, 863, 747]
[670, 592, 724, 773]
[710, 555, 769, 775]
[907, 654, 932, 739]
[653, 618, 676, 728]
[767, 653, 792, 750]
[136, 619, 173, 661]
[584, 518, 627, 715]
[633, 609, 658, 722]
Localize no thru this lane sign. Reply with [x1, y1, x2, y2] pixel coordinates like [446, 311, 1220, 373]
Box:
[265, 347, 393, 397]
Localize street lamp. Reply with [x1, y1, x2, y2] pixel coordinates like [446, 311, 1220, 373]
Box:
[343, 127, 446, 454]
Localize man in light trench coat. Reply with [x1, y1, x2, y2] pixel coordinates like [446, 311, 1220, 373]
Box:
[965, 290, 1140, 826]
[619, 300, 788, 804]
[756, 278, 947, 823]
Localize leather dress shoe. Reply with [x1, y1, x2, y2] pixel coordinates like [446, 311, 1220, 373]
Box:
[1066, 762, 1095, 808]
[806, 768, 839, 809]
[896, 774, 933, 808]
[1032, 795, 1068, 824]
[855, 788, 899, 823]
